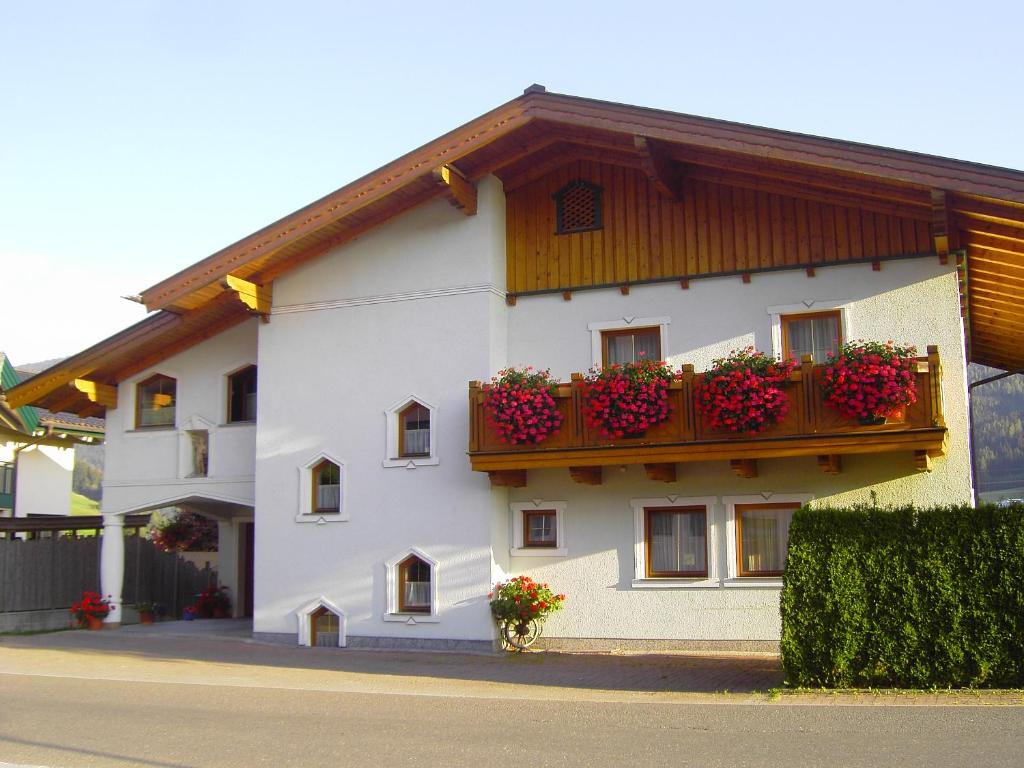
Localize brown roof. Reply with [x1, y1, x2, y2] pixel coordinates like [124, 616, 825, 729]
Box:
[7, 88, 1024, 414]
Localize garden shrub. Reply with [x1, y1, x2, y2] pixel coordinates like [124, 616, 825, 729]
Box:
[780, 503, 1024, 688]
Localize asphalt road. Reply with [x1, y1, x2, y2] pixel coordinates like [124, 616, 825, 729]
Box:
[2, 671, 1022, 768]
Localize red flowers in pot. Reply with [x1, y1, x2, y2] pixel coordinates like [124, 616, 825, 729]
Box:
[483, 367, 564, 445]
[696, 347, 797, 434]
[580, 358, 674, 439]
[821, 340, 917, 423]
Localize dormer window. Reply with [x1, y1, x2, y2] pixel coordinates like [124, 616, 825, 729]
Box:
[136, 374, 176, 428]
[554, 179, 603, 234]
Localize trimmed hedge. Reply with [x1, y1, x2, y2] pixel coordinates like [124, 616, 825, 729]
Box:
[780, 503, 1024, 688]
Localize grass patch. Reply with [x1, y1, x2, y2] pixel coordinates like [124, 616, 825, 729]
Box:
[70, 492, 100, 516]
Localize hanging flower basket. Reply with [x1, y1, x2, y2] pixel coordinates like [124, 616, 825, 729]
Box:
[820, 340, 918, 422]
[580, 358, 674, 439]
[482, 367, 564, 445]
[696, 348, 797, 434]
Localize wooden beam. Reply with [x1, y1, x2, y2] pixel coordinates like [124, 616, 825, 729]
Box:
[488, 470, 527, 488]
[931, 190, 955, 256]
[729, 459, 758, 479]
[817, 454, 842, 475]
[634, 136, 683, 201]
[432, 164, 477, 215]
[569, 466, 602, 485]
[223, 275, 272, 320]
[44, 388, 85, 416]
[644, 463, 677, 483]
[914, 450, 932, 472]
[72, 379, 117, 409]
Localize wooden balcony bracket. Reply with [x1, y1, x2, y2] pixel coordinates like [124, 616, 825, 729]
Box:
[223, 274, 272, 322]
[620, 285, 630, 295]
[730, 459, 758, 479]
[569, 466, 602, 485]
[488, 470, 527, 488]
[505, 294, 517, 306]
[432, 164, 477, 215]
[913, 451, 932, 472]
[644, 463, 677, 483]
[931, 189, 957, 264]
[817, 454, 842, 475]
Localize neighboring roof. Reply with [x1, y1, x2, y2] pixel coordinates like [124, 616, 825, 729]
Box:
[7, 87, 1024, 415]
[1, 352, 39, 433]
[0, 352, 104, 442]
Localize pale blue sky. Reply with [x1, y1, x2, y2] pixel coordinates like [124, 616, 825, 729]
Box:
[2, 0, 1022, 363]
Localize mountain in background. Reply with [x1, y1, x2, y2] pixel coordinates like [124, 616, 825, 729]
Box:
[969, 364, 1024, 495]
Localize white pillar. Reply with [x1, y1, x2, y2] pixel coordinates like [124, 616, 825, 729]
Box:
[101, 514, 125, 625]
[217, 521, 240, 617]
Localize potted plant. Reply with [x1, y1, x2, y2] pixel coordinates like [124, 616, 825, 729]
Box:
[482, 366, 564, 445]
[696, 347, 797, 434]
[489, 575, 565, 650]
[820, 340, 917, 424]
[148, 509, 217, 553]
[182, 605, 197, 621]
[580, 357, 674, 439]
[194, 585, 232, 619]
[70, 591, 111, 630]
[134, 601, 160, 625]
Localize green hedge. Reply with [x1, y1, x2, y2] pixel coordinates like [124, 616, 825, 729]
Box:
[780, 503, 1024, 688]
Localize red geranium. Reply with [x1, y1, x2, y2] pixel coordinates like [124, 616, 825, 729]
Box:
[580, 357, 674, 439]
[821, 340, 917, 421]
[70, 591, 111, 623]
[489, 575, 566, 623]
[696, 347, 797, 434]
[483, 367, 564, 445]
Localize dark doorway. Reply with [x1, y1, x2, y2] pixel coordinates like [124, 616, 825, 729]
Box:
[241, 522, 255, 617]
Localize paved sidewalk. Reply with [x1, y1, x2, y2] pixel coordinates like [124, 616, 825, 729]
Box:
[1, 621, 1021, 705]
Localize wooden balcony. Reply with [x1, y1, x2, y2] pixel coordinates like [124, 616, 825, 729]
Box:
[468, 347, 947, 488]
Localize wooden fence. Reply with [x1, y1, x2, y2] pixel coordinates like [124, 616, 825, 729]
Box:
[0, 530, 216, 618]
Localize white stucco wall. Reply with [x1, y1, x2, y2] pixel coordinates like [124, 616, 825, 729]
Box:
[102, 318, 259, 516]
[500, 257, 971, 641]
[254, 176, 508, 642]
[12, 444, 74, 516]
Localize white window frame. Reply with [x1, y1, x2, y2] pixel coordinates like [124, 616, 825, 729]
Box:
[723, 493, 812, 588]
[767, 301, 850, 363]
[383, 547, 440, 623]
[125, 367, 181, 434]
[630, 495, 719, 589]
[296, 451, 348, 523]
[588, 316, 670, 368]
[295, 597, 347, 648]
[510, 500, 567, 557]
[383, 395, 439, 468]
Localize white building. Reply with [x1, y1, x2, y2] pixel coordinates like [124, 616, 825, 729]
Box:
[9, 88, 1024, 650]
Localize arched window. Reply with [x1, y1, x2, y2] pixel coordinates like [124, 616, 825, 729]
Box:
[136, 374, 176, 428]
[399, 402, 430, 457]
[312, 459, 341, 514]
[310, 605, 341, 647]
[553, 179, 603, 234]
[397, 554, 431, 613]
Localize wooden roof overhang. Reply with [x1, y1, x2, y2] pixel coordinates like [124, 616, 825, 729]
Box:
[7, 89, 1024, 417]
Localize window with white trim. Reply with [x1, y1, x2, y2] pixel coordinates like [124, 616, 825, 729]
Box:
[312, 460, 341, 514]
[136, 374, 176, 428]
[724, 495, 810, 585]
[510, 501, 567, 557]
[588, 317, 670, 369]
[296, 452, 348, 523]
[781, 311, 841, 363]
[631, 496, 718, 588]
[384, 548, 440, 622]
[384, 396, 439, 468]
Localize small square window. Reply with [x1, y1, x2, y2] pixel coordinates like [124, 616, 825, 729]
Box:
[602, 327, 661, 366]
[782, 311, 841, 363]
[644, 506, 708, 578]
[523, 510, 557, 548]
[735, 503, 797, 577]
[136, 374, 176, 428]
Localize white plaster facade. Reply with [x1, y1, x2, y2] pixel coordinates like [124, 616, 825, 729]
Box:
[95, 175, 972, 645]
[0, 442, 75, 517]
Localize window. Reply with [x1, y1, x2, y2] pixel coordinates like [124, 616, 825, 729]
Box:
[312, 459, 341, 514]
[644, 506, 708, 577]
[310, 606, 341, 647]
[136, 374, 176, 428]
[782, 311, 841, 364]
[397, 555, 431, 613]
[398, 402, 430, 457]
[554, 179, 603, 234]
[227, 365, 257, 423]
[602, 327, 661, 366]
[734, 503, 797, 577]
[384, 396, 438, 468]
[524, 510, 557, 548]
[510, 501, 567, 556]
[0, 462, 13, 496]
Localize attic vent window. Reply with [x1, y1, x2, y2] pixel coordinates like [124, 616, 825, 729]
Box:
[554, 180, 602, 234]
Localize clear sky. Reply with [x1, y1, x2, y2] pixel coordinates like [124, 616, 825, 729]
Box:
[2, 0, 1022, 365]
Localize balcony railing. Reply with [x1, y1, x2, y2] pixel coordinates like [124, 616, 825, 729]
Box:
[468, 346, 946, 487]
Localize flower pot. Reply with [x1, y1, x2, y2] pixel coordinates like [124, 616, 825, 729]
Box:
[138, 611, 155, 625]
[857, 414, 886, 426]
[183, 611, 195, 621]
[85, 615, 104, 631]
[212, 607, 227, 619]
